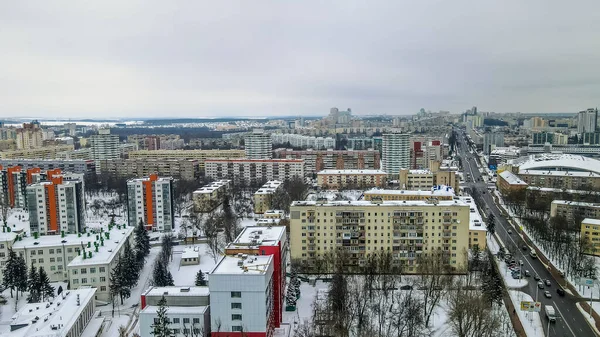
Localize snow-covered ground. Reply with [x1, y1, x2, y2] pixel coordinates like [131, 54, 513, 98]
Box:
[509, 290, 544, 337]
[169, 243, 219, 286]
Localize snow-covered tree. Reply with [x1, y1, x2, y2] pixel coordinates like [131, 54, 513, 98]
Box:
[15, 256, 27, 301]
[135, 218, 151, 262]
[286, 284, 297, 307]
[109, 255, 131, 305]
[38, 267, 54, 301]
[195, 270, 207, 286]
[2, 248, 18, 298]
[151, 296, 174, 337]
[27, 262, 40, 303]
[122, 240, 140, 289]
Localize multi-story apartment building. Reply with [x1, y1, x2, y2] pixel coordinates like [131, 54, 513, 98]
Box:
[497, 171, 528, 195]
[517, 170, 600, 190]
[317, 169, 387, 189]
[550, 200, 600, 224]
[0, 145, 75, 160]
[98, 159, 199, 181]
[127, 174, 174, 231]
[8, 288, 97, 337]
[382, 133, 410, 176]
[253, 180, 283, 214]
[398, 161, 459, 191]
[209, 255, 275, 337]
[581, 218, 600, 256]
[289, 198, 471, 273]
[271, 133, 336, 149]
[578, 108, 598, 134]
[363, 186, 455, 202]
[0, 166, 46, 208]
[273, 149, 380, 176]
[89, 129, 120, 161]
[67, 226, 134, 301]
[26, 174, 85, 235]
[0, 159, 96, 177]
[192, 180, 231, 213]
[8, 225, 131, 284]
[409, 139, 442, 169]
[225, 226, 287, 329]
[16, 122, 43, 149]
[245, 129, 272, 159]
[205, 159, 304, 186]
[128, 149, 246, 170]
[140, 287, 210, 337]
[483, 131, 505, 155]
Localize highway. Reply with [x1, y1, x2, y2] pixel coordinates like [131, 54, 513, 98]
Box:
[456, 132, 598, 337]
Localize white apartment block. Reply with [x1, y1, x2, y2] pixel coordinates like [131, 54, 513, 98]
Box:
[127, 174, 174, 231]
[382, 133, 410, 176]
[271, 133, 336, 149]
[89, 129, 120, 162]
[245, 130, 272, 159]
[7, 288, 96, 337]
[68, 226, 135, 301]
[205, 159, 304, 186]
[209, 255, 275, 337]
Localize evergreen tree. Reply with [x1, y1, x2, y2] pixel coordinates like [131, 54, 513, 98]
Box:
[286, 284, 297, 307]
[151, 296, 174, 337]
[487, 214, 496, 236]
[135, 218, 151, 262]
[27, 262, 40, 303]
[165, 270, 174, 286]
[2, 248, 18, 298]
[195, 270, 207, 286]
[15, 256, 28, 301]
[109, 255, 130, 305]
[152, 260, 167, 287]
[122, 240, 140, 290]
[38, 267, 54, 301]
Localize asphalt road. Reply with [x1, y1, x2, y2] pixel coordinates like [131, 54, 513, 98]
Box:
[456, 134, 598, 337]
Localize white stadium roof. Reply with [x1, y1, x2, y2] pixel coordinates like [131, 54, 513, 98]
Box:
[511, 154, 600, 175]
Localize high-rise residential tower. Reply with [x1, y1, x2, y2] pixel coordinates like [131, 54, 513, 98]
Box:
[89, 129, 119, 161]
[578, 108, 598, 134]
[127, 174, 174, 231]
[382, 133, 410, 176]
[245, 129, 272, 159]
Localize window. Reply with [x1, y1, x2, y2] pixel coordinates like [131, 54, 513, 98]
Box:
[183, 318, 190, 324]
[73, 279, 79, 284]
[31, 250, 36, 256]
[232, 314, 242, 320]
[232, 326, 243, 332]
[81, 278, 87, 283]
[50, 258, 55, 263]
[173, 318, 180, 323]
[67, 248, 73, 253]
[231, 291, 242, 298]
[99, 267, 105, 273]
[49, 249, 54, 254]
[38, 250, 43, 255]
[173, 329, 181, 334]
[81, 268, 87, 274]
[90, 267, 96, 273]
[38, 258, 44, 263]
[100, 277, 106, 282]
[193, 318, 200, 324]
[57, 249, 62, 254]
[100, 286, 106, 291]
[31, 259, 36, 264]
[72, 269, 78, 275]
[231, 302, 242, 309]
[154, 318, 159, 324]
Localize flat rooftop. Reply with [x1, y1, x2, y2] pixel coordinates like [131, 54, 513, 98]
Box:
[365, 186, 455, 196]
[318, 169, 386, 175]
[583, 218, 600, 226]
[552, 200, 600, 208]
[459, 196, 487, 232]
[292, 199, 468, 207]
[12, 224, 130, 250]
[182, 247, 200, 259]
[144, 286, 210, 298]
[231, 226, 286, 248]
[255, 180, 283, 194]
[67, 226, 134, 266]
[499, 171, 527, 185]
[519, 169, 600, 178]
[211, 255, 273, 275]
[141, 305, 208, 315]
[9, 288, 96, 337]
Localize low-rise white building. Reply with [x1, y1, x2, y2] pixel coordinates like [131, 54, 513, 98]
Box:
[8, 288, 96, 337]
[67, 226, 135, 301]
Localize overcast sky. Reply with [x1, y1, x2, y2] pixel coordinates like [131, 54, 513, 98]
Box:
[1, 1, 600, 119]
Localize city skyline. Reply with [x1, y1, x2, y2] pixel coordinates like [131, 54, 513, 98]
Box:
[1, 1, 600, 118]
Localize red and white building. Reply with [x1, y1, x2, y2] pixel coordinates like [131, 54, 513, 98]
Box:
[126, 174, 174, 231]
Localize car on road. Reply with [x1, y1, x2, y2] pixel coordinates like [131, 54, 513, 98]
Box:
[507, 230, 513, 234]
[529, 251, 537, 259]
[544, 290, 552, 298]
[534, 275, 541, 281]
[522, 245, 528, 251]
[519, 260, 524, 266]
[545, 279, 551, 287]
[557, 288, 566, 296]
[537, 281, 544, 289]
[524, 270, 531, 277]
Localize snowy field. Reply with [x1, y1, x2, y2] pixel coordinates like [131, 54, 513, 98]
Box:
[509, 290, 544, 337]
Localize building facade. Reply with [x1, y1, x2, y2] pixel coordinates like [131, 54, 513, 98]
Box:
[273, 149, 380, 176]
[582, 218, 600, 256]
[0, 145, 75, 159]
[128, 149, 246, 170]
[98, 159, 199, 181]
[316, 169, 387, 189]
[192, 180, 231, 213]
[245, 130, 272, 159]
[578, 108, 598, 134]
[253, 180, 283, 214]
[16, 122, 43, 149]
[127, 174, 174, 231]
[289, 199, 470, 273]
[382, 133, 410, 176]
[205, 159, 304, 186]
[483, 131, 505, 155]
[89, 129, 120, 161]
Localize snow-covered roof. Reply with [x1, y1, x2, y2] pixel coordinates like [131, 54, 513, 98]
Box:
[230, 226, 286, 248]
[12, 225, 130, 250]
[211, 255, 273, 275]
[551, 200, 600, 208]
[364, 185, 455, 197]
[459, 196, 487, 232]
[511, 154, 600, 175]
[582, 218, 600, 226]
[292, 199, 468, 207]
[264, 210, 285, 216]
[519, 170, 600, 178]
[408, 169, 432, 175]
[256, 218, 283, 225]
[67, 226, 134, 267]
[144, 286, 210, 298]
[499, 171, 527, 185]
[255, 180, 283, 194]
[317, 169, 386, 175]
[141, 305, 208, 315]
[193, 180, 230, 194]
[182, 247, 200, 259]
[8, 288, 96, 337]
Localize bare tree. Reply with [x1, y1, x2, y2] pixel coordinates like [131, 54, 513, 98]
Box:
[448, 280, 501, 337]
[416, 251, 454, 328]
[203, 212, 225, 263]
[0, 194, 10, 228]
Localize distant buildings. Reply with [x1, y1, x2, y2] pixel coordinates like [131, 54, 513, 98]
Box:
[409, 139, 443, 169]
[317, 169, 387, 189]
[127, 174, 174, 231]
[0, 145, 75, 160]
[0, 166, 47, 208]
[398, 160, 459, 191]
[578, 108, 598, 134]
[127, 149, 246, 171]
[271, 133, 336, 150]
[273, 149, 380, 175]
[382, 133, 410, 176]
[0, 159, 96, 177]
[496, 171, 528, 195]
[98, 159, 199, 181]
[204, 158, 304, 186]
[483, 131, 505, 155]
[245, 129, 272, 159]
[16, 122, 43, 149]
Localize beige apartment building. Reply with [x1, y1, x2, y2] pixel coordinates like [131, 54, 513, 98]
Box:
[127, 149, 246, 170]
[98, 158, 200, 180]
[290, 198, 471, 273]
[317, 169, 387, 189]
[550, 200, 600, 225]
[581, 218, 600, 256]
[192, 180, 231, 213]
[363, 187, 455, 202]
[253, 180, 283, 214]
[0, 145, 74, 159]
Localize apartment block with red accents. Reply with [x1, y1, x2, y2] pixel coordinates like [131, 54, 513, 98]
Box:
[126, 174, 174, 231]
